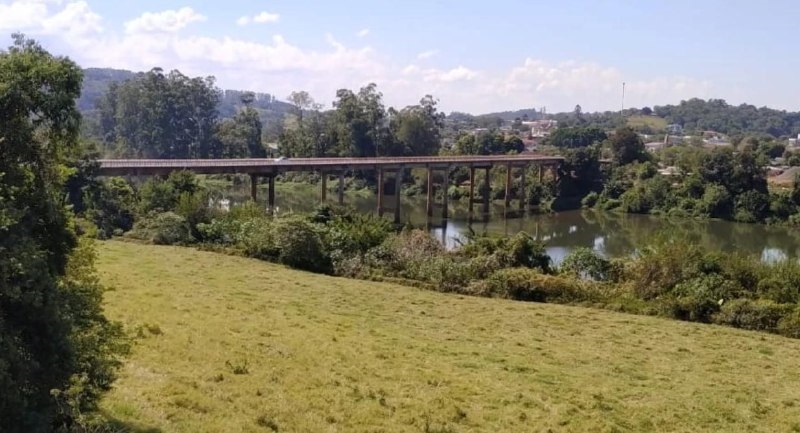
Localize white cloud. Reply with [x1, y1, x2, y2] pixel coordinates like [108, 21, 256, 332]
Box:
[125, 7, 205, 34]
[357, 28, 369, 37]
[417, 50, 438, 60]
[4, 0, 718, 114]
[0, 0, 102, 36]
[237, 11, 279, 26]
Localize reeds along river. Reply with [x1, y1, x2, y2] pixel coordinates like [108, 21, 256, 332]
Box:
[217, 181, 800, 265]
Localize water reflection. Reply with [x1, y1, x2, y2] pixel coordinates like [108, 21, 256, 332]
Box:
[219, 181, 800, 264]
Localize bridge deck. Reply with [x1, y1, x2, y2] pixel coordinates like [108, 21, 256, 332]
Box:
[97, 155, 563, 176]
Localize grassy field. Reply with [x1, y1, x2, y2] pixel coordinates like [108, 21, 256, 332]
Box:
[97, 241, 800, 433]
[627, 115, 668, 132]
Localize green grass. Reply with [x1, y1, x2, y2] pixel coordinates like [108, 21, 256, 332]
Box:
[627, 115, 668, 132]
[97, 241, 800, 432]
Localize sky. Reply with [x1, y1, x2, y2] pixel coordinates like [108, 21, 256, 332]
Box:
[1, 0, 798, 114]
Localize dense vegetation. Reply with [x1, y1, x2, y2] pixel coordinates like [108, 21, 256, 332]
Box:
[70, 167, 800, 340]
[0, 36, 126, 432]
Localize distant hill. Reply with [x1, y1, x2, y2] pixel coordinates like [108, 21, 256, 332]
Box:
[78, 67, 294, 123]
[476, 108, 544, 122]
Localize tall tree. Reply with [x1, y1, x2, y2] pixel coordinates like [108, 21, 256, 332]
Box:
[610, 127, 647, 165]
[0, 35, 125, 432]
[97, 68, 221, 158]
[388, 95, 445, 156]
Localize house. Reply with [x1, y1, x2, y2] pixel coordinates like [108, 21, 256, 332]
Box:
[524, 119, 559, 137]
[658, 166, 680, 176]
[666, 124, 683, 135]
[645, 142, 665, 152]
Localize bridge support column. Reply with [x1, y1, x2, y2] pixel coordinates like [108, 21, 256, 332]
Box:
[320, 171, 327, 203]
[442, 166, 450, 219]
[394, 168, 403, 224]
[426, 167, 434, 217]
[468, 167, 475, 215]
[338, 171, 345, 205]
[538, 165, 543, 183]
[377, 168, 384, 217]
[250, 174, 258, 202]
[519, 164, 527, 211]
[268, 175, 275, 214]
[483, 167, 491, 214]
[504, 163, 512, 211]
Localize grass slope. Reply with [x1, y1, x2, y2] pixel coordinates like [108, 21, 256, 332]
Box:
[627, 115, 668, 132]
[97, 242, 800, 433]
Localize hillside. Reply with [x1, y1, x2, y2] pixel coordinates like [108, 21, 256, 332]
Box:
[96, 241, 800, 433]
[78, 67, 294, 121]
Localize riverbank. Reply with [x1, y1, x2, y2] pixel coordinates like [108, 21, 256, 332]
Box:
[97, 241, 800, 432]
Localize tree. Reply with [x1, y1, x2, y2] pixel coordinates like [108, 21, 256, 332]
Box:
[547, 126, 607, 148]
[388, 95, 444, 156]
[97, 68, 221, 158]
[215, 105, 264, 158]
[331, 84, 388, 158]
[610, 127, 647, 165]
[0, 35, 125, 432]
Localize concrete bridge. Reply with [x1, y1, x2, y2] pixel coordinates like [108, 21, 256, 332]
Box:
[98, 155, 563, 223]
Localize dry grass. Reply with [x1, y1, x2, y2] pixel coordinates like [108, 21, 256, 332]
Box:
[627, 115, 668, 132]
[97, 241, 800, 432]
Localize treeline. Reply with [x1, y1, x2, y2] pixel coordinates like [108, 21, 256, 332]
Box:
[654, 98, 800, 138]
[91, 69, 445, 159]
[537, 125, 800, 225]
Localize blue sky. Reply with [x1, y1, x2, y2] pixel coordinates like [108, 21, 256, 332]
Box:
[1, 0, 798, 113]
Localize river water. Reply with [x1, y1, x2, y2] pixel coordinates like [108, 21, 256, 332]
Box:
[223, 182, 800, 264]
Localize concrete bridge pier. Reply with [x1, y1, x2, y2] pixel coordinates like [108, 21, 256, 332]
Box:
[504, 163, 512, 211]
[426, 167, 434, 217]
[320, 171, 327, 203]
[250, 174, 258, 202]
[442, 166, 450, 219]
[519, 164, 527, 211]
[268, 175, 276, 214]
[468, 167, 476, 215]
[338, 171, 345, 205]
[483, 166, 491, 214]
[377, 168, 385, 217]
[394, 167, 403, 224]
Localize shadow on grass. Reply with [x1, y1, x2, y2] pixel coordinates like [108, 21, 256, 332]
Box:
[100, 411, 163, 433]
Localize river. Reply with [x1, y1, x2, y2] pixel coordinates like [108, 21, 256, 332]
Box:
[217, 181, 800, 264]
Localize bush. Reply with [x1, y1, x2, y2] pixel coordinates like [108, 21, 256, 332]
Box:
[459, 232, 550, 273]
[84, 177, 137, 237]
[664, 274, 739, 323]
[468, 268, 588, 303]
[560, 248, 611, 281]
[271, 217, 331, 273]
[778, 307, 800, 338]
[127, 212, 193, 245]
[713, 299, 793, 333]
[581, 191, 599, 208]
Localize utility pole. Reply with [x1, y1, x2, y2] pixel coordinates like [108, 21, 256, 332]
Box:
[621, 82, 626, 113]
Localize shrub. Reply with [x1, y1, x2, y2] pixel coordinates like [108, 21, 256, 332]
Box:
[84, 177, 137, 237]
[778, 307, 800, 338]
[468, 268, 587, 303]
[626, 242, 721, 300]
[127, 212, 193, 245]
[240, 219, 278, 260]
[459, 232, 550, 273]
[713, 299, 793, 333]
[665, 274, 739, 323]
[271, 217, 331, 273]
[581, 191, 599, 208]
[560, 248, 611, 281]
